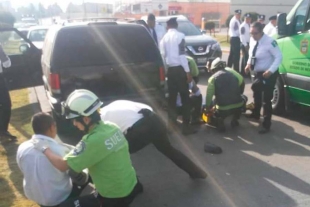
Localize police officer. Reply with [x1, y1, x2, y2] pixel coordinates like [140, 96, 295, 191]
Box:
[245, 22, 282, 134]
[228, 9, 242, 73]
[160, 17, 196, 135]
[258, 15, 266, 28]
[240, 13, 252, 76]
[146, 13, 158, 45]
[33, 89, 142, 207]
[205, 58, 244, 132]
[187, 55, 199, 84]
[100, 100, 207, 179]
[0, 42, 16, 140]
[176, 80, 202, 125]
[264, 15, 277, 37]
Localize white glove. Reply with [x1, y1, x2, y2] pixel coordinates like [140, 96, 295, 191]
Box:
[31, 139, 49, 153]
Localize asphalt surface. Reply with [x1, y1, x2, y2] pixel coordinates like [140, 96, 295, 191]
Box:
[36, 54, 310, 207]
[131, 54, 310, 207]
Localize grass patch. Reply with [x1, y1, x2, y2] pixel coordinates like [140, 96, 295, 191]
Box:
[214, 34, 230, 48]
[0, 89, 37, 207]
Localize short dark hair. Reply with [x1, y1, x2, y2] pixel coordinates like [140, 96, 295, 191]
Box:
[31, 113, 55, 135]
[147, 13, 155, 21]
[251, 22, 264, 33]
[269, 15, 277, 21]
[167, 17, 178, 28]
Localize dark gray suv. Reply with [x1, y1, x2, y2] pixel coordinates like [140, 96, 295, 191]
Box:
[150, 15, 222, 69]
[41, 21, 166, 133]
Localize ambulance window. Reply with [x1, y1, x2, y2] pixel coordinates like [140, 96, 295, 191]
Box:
[293, 0, 309, 33]
[305, 1, 310, 30]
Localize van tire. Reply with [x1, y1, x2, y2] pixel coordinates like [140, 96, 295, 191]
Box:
[272, 77, 285, 115]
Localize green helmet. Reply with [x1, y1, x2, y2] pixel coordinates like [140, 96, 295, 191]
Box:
[210, 57, 226, 70]
[62, 89, 103, 119]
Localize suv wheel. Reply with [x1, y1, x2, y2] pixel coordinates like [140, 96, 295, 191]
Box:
[272, 77, 285, 115]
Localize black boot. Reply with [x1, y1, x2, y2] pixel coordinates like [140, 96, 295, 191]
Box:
[231, 120, 240, 128]
[258, 127, 270, 134]
[189, 170, 208, 179]
[182, 125, 197, 135]
[216, 118, 226, 132]
[0, 131, 17, 141]
[245, 113, 260, 121]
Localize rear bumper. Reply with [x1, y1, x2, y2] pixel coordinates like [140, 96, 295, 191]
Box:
[48, 90, 166, 117]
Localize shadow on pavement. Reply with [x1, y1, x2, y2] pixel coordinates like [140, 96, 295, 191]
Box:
[0, 104, 36, 200]
[0, 177, 16, 206]
[10, 104, 34, 138]
[197, 115, 310, 207]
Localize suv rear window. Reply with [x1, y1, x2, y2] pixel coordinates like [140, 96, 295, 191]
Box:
[52, 24, 161, 68]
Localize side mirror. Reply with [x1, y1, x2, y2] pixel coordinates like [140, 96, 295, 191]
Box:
[277, 13, 288, 36]
[19, 44, 30, 53]
[201, 30, 207, 34]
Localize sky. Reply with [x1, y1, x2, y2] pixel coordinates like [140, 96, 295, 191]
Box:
[9, 0, 140, 10]
[9, 0, 134, 11]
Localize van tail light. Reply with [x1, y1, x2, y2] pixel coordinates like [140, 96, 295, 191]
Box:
[50, 73, 61, 94]
[159, 66, 165, 85]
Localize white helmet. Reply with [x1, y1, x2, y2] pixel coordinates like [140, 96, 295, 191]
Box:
[210, 57, 226, 70]
[62, 89, 103, 119]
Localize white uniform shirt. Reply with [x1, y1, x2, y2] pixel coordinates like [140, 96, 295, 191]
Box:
[240, 22, 250, 46]
[263, 22, 277, 37]
[160, 29, 190, 72]
[16, 134, 73, 206]
[148, 28, 157, 43]
[247, 34, 282, 73]
[176, 80, 201, 107]
[155, 23, 166, 43]
[0, 45, 11, 73]
[100, 100, 153, 133]
[229, 16, 241, 37]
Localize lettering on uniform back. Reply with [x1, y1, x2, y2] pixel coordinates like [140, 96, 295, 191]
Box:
[105, 130, 126, 151]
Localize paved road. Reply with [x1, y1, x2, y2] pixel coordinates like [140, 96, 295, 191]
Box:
[54, 54, 310, 207]
[134, 53, 310, 207]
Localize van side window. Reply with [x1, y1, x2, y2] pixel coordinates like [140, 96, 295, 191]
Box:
[42, 27, 58, 66]
[293, 0, 309, 33]
[0, 31, 25, 55]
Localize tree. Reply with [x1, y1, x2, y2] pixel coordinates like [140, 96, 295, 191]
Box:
[52, 3, 63, 15]
[226, 14, 234, 27]
[0, 10, 16, 26]
[47, 3, 63, 17]
[205, 21, 215, 36]
[38, 3, 47, 18]
[66, 3, 82, 14]
[28, 3, 36, 16]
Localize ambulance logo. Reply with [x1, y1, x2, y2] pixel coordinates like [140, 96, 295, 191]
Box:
[301, 39, 308, 54]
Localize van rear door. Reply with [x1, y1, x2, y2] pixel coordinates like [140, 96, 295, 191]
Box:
[51, 24, 165, 101]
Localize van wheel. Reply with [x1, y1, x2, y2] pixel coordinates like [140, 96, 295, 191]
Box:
[272, 77, 285, 115]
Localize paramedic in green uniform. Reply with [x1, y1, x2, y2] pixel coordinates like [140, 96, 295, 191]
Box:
[32, 89, 142, 207]
[205, 58, 244, 132]
[187, 56, 199, 84]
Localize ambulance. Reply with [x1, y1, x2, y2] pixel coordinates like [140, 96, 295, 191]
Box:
[274, 0, 310, 113]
